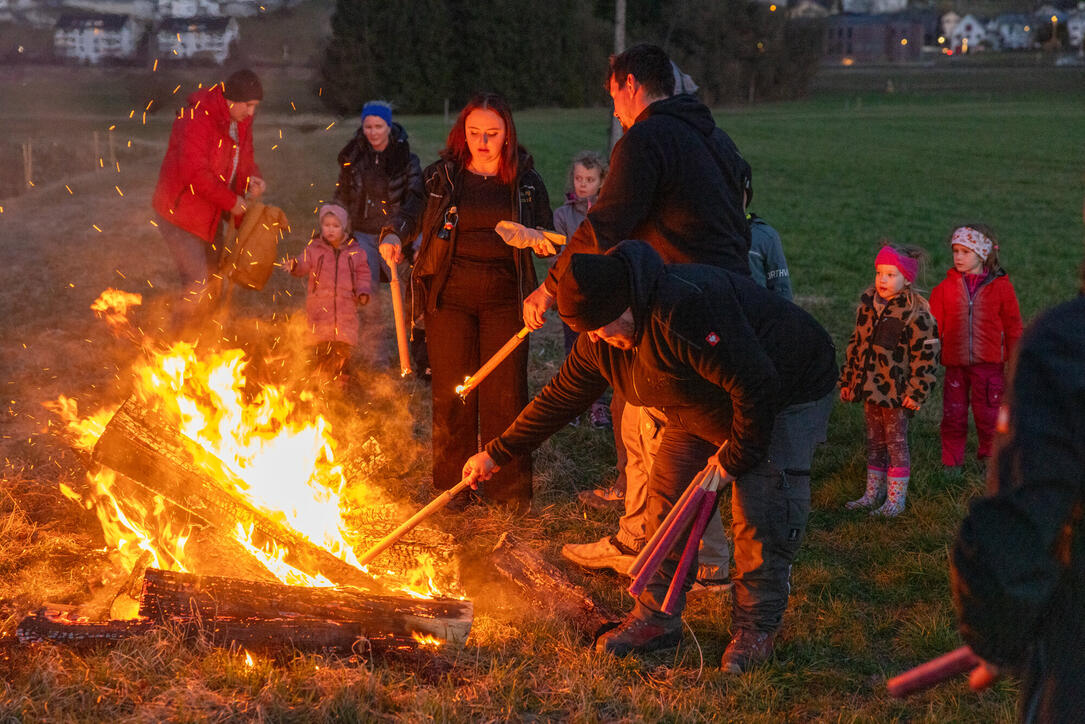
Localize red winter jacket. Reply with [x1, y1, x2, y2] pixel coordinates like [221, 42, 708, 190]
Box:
[929, 267, 1022, 367]
[152, 86, 260, 243]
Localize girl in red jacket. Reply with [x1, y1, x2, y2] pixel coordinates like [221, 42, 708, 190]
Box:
[929, 224, 1022, 470]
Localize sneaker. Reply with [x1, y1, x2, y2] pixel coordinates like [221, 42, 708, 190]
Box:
[561, 536, 637, 575]
[576, 485, 624, 510]
[589, 401, 612, 428]
[688, 576, 733, 596]
[595, 614, 682, 657]
[721, 628, 776, 674]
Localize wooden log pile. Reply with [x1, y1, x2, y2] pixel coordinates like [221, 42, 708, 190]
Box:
[17, 568, 472, 655]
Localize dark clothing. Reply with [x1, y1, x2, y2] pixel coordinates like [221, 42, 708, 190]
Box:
[951, 295, 1085, 724]
[747, 214, 792, 300]
[413, 152, 551, 504]
[426, 259, 529, 502]
[544, 93, 750, 294]
[413, 154, 553, 316]
[334, 122, 424, 247]
[488, 241, 837, 478]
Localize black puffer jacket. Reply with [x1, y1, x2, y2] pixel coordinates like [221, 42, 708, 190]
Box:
[333, 122, 424, 246]
[412, 152, 552, 316]
[486, 240, 837, 476]
[545, 93, 750, 294]
[951, 295, 1085, 724]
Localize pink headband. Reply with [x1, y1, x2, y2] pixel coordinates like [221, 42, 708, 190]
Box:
[875, 245, 917, 283]
[950, 227, 993, 261]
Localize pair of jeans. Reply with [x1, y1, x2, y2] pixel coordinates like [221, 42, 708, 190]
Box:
[158, 215, 225, 336]
[940, 363, 1004, 464]
[633, 391, 834, 634]
[425, 258, 530, 503]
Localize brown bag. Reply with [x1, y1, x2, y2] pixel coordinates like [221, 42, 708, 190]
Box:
[222, 201, 289, 290]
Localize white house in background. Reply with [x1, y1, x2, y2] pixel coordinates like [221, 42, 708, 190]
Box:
[1065, 9, 1085, 49]
[789, 0, 829, 20]
[157, 15, 237, 64]
[950, 14, 987, 52]
[63, 0, 156, 20]
[842, 0, 906, 14]
[157, 0, 221, 18]
[990, 13, 1032, 50]
[54, 13, 140, 63]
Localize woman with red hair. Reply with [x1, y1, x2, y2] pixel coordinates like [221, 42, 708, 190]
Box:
[412, 92, 553, 512]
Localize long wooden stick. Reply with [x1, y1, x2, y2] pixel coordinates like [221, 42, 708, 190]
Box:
[388, 270, 412, 377]
[357, 475, 475, 567]
[456, 325, 530, 399]
[627, 470, 705, 580]
[887, 646, 980, 697]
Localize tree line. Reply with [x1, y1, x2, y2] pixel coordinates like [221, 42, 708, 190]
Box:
[319, 0, 825, 114]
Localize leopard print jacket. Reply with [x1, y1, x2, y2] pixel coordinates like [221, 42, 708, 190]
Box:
[839, 287, 940, 408]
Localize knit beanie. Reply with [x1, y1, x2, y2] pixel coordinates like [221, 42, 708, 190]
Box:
[361, 100, 393, 127]
[319, 203, 350, 232]
[223, 69, 263, 102]
[557, 253, 631, 333]
[875, 245, 917, 283]
[949, 226, 993, 261]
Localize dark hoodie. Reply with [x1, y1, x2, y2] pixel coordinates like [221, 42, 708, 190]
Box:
[333, 122, 424, 243]
[488, 241, 837, 476]
[544, 94, 751, 294]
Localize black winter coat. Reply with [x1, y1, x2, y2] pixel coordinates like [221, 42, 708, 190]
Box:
[486, 240, 837, 477]
[951, 295, 1085, 724]
[412, 152, 553, 316]
[545, 93, 750, 294]
[334, 122, 424, 246]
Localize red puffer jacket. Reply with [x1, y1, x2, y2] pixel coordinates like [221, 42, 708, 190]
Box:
[152, 86, 259, 243]
[930, 267, 1022, 367]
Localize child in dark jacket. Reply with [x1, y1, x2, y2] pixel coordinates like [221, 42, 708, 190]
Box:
[288, 204, 371, 385]
[840, 245, 940, 517]
[929, 224, 1022, 470]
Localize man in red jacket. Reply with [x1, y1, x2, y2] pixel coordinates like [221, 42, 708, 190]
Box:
[152, 68, 267, 336]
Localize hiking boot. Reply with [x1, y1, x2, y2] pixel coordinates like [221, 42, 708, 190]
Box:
[561, 536, 637, 575]
[589, 401, 612, 428]
[595, 614, 682, 657]
[721, 628, 776, 674]
[688, 575, 733, 597]
[576, 485, 625, 510]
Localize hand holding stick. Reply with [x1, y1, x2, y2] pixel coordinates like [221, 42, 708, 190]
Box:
[456, 325, 530, 399]
[356, 474, 476, 568]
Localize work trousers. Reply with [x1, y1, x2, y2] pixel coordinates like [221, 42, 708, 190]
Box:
[425, 258, 531, 504]
[940, 363, 1004, 465]
[633, 392, 834, 634]
[614, 405, 730, 578]
[864, 402, 910, 472]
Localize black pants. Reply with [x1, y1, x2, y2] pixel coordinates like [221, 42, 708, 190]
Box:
[425, 259, 531, 503]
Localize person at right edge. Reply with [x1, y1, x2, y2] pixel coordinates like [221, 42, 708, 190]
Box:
[464, 241, 836, 672]
[950, 268, 1085, 724]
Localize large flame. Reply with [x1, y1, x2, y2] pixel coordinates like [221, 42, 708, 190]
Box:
[50, 290, 459, 611]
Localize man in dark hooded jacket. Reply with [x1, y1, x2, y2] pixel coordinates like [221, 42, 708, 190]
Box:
[951, 289, 1085, 723]
[465, 241, 836, 671]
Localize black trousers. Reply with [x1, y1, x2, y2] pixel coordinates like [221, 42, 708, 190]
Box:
[425, 259, 531, 503]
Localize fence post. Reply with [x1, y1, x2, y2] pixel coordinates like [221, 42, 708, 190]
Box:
[22, 140, 32, 188]
[93, 131, 101, 171]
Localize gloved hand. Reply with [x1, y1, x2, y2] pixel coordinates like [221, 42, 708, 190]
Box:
[495, 221, 566, 257]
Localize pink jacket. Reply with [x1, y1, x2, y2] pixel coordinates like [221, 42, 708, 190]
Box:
[290, 235, 371, 346]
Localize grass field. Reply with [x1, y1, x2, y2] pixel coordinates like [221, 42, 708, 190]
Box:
[2, 63, 1084, 722]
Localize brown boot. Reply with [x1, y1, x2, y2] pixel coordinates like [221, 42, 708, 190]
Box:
[720, 628, 776, 674]
[595, 613, 682, 657]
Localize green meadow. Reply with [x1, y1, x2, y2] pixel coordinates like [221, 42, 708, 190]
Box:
[2, 63, 1084, 721]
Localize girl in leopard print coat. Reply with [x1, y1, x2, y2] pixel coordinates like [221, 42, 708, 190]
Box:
[839, 245, 939, 517]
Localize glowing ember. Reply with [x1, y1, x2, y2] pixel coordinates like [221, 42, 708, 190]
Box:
[411, 632, 443, 648]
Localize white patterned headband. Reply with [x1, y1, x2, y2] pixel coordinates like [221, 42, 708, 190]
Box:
[950, 227, 993, 261]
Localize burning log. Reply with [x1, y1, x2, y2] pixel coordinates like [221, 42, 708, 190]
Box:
[17, 569, 473, 655]
[139, 568, 472, 646]
[92, 398, 380, 591]
[489, 532, 618, 640]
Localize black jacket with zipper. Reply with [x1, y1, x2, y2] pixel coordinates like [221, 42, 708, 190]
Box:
[486, 240, 837, 476]
[412, 151, 553, 316]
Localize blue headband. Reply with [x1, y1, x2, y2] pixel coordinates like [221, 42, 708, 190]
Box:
[360, 102, 393, 126]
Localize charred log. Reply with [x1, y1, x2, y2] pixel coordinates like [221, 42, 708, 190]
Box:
[489, 532, 618, 640]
